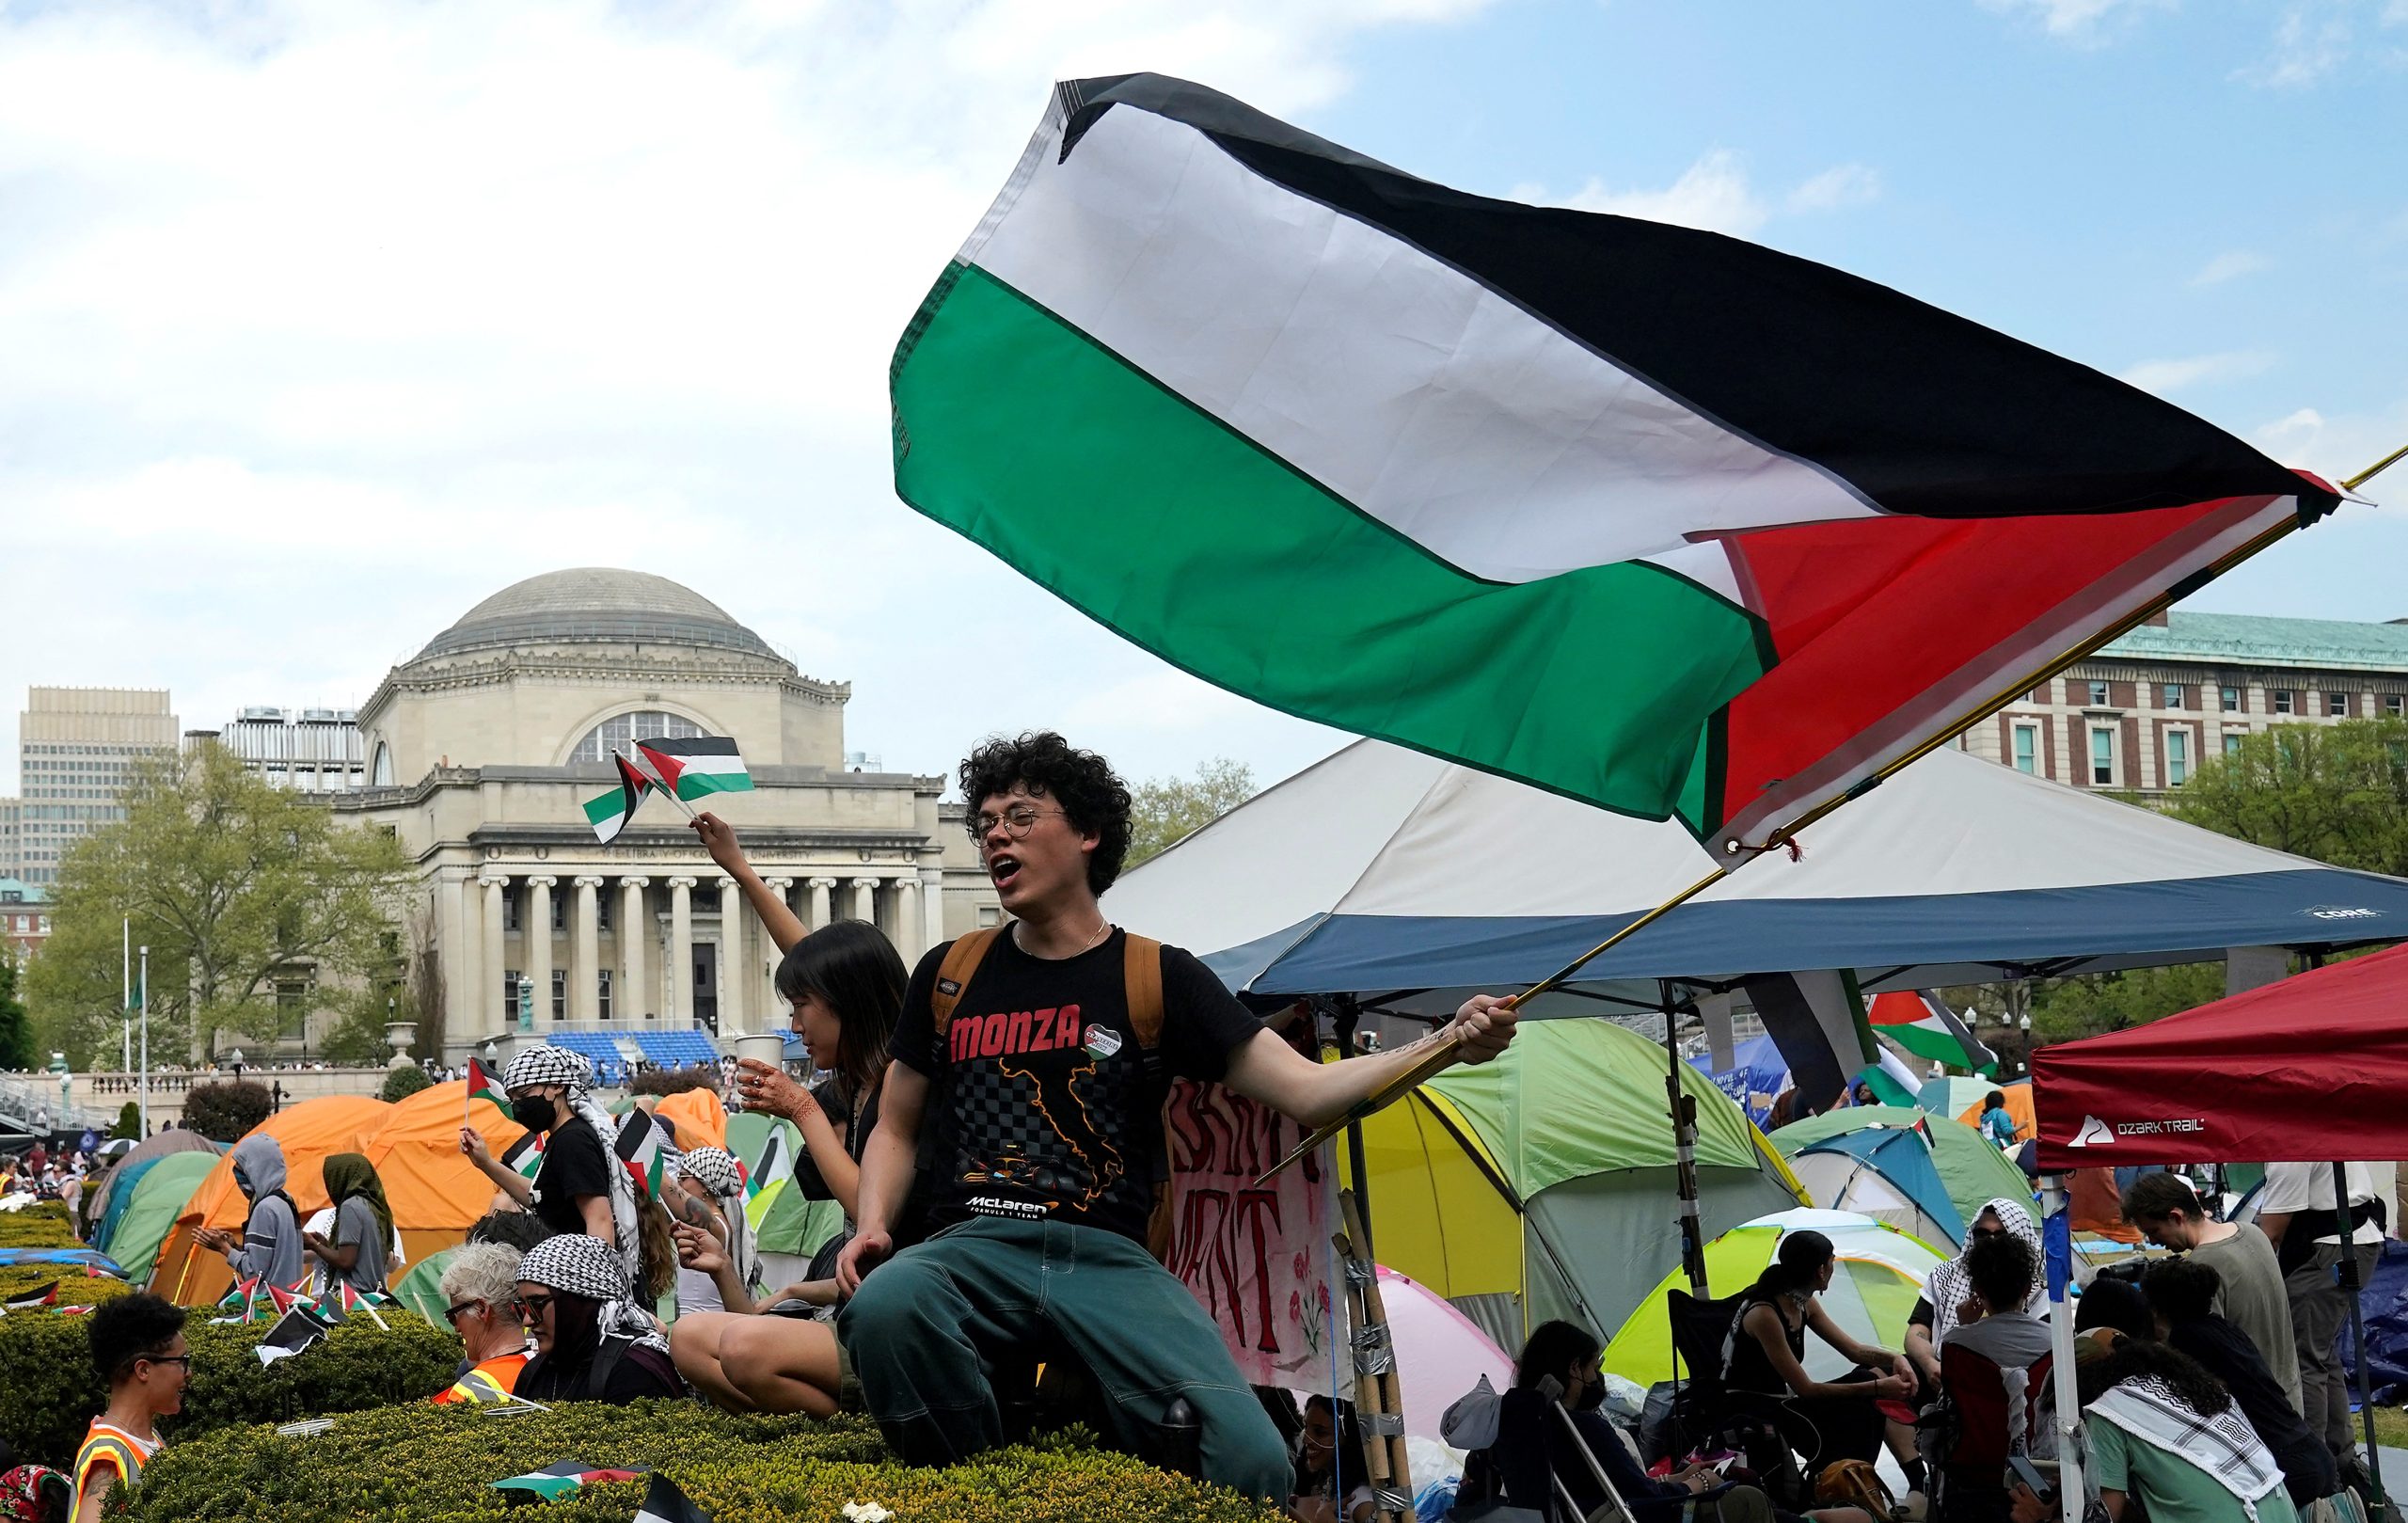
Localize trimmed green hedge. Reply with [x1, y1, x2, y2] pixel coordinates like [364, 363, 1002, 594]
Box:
[116, 1404, 1284, 1523]
[0, 1200, 76, 1248]
[0, 1306, 461, 1470]
[0, 1263, 132, 1306]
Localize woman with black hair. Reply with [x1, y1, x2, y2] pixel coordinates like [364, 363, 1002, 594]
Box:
[514, 1234, 681, 1404]
[1287, 1393, 1375, 1523]
[1727, 1230, 1918, 1474]
[2144, 1258, 2335, 1510]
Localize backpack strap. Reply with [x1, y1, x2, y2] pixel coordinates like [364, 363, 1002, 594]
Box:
[929, 928, 1005, 1037]
[1121, 933, 1164, 1050]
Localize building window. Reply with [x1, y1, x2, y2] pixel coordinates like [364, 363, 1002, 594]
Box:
[503, 890, 519, 933]
[2029, 684, 2050, 704]
[551, 894, 566, 933]
[2011, 725, 2038, 775]
[2221, 686, 2241, 712]
[2273, 690, 2293, 715]
[2088, 681, 2110, 706]
[2389, 695, 2405, 718]
[597, 896, 611, 933]
[598, 969, 613, 1022]
[2225, 734, 2243, 757]
[371, 742, 393, 787]
[504, 970, 523, 1021]
[2166, 730, 2189, 787]
[568, 709, 705, 765]
[551, 969, 566, 1021]
[2091, 728, 2116, 785]
[2327, 691, 2350, 717]
[2162, 684, 2184, 709]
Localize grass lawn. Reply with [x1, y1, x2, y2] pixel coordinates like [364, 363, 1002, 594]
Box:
[2371, 1405, 2408, 1451]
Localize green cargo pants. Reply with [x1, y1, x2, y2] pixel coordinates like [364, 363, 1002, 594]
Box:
[836, 1216, 1293, 1501]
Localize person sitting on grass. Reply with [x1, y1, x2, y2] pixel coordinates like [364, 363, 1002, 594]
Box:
[512, 1233, 680, 1404]
[2143, 1258, 2334, 1511]
[668, 1146, 761, 1316]
[74, 1293, 189, 1523]
[432, 1242, 533, 1405]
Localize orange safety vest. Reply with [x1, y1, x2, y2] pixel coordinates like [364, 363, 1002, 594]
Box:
[434, 1350, 531, 1404]
[74, 1420, 162, 1505]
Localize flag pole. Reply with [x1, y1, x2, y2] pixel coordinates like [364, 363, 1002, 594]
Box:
[1258, 458, 2396, 1186]
[623, 745, 698, 821]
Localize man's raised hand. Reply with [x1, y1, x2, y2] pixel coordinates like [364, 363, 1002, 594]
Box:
[1450, 992, 1520, 1064]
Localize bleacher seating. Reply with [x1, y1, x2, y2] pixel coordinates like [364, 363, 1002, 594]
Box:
[633, 1030, 721, 1068]
[549, 1030, 633, 1087]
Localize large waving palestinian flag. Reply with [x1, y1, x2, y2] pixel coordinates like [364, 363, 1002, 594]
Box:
[892, 74, 2337, 852]
[583, 753, 659, 844]
[636, 736, 752, 802]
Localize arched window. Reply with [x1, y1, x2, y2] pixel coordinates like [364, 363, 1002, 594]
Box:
[569, 710, 704, 765]
[371, 742, 393, 787]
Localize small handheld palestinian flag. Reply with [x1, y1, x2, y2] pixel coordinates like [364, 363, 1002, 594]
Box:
[616, 1111, 671, 1202]
[491, 1460, 650, 1501]
[1866, 989, 2000, 1076]
[743, 1126, 794, 1234]
[4, 1281, 57, 1309]
[214, 1274, 261, 1322]
[502, 1130, 547, 1184]
[583, 751, 662, 845]
[635, 1472, 716, 1523]
[255, 1306, 330, 1366]
[335, 1282, 392, 1330]
[634, 735, 751, 802]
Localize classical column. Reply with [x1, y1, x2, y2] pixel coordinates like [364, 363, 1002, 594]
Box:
[619, 878, 650, 1023]
[718, 876, 750, 1036]
[808, 877, 836, 929]
[447, 872, 479, 1049]
[918, 856, 946, 949]
[525, 877, 557, 1024]
[763, 878, 795, 1015]
[851, 876, 879, 927]
[667, 877, 696, 1026]
[894, 877, 923, 961]
[481, 875, 509, 1040]
[572, 877, 603, 1022]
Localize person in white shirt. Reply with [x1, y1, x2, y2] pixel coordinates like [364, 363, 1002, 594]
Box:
[2257, 1162, 2385, 1460]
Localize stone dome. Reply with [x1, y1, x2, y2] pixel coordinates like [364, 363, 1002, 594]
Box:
[416, 568, 779, 662]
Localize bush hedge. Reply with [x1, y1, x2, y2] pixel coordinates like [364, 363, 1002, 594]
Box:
[0, 1264, 132, 1307]
[182, 1080, 275, 1142]
[378, 1065, 433, 1103]
[0, 1200, 76, 1249]
[116, 1404, 1285, 1523]
[0, 1303, 462, 1470]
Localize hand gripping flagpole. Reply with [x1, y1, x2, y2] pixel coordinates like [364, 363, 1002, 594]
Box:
[1257, 452, 2404, 1187]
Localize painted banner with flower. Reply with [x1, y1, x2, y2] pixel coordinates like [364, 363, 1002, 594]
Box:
[1163, 1079, 1345, 1387]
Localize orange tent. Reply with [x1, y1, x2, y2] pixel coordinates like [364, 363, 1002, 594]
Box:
[154, 1094, 392, 1306]
[1958, 1082, 2138, 1243]
[654, 1087, 728, 1150]
[361, 1079, 529, 1261]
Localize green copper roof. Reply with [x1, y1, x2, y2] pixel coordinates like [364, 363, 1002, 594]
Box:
[2098, 611, 2408, 674]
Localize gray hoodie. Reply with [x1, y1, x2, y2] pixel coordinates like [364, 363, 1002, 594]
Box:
[229, 1134, 304, 1289]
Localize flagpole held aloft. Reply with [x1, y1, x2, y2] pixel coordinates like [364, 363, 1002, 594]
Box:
[623, 745, 698, 821]
[1257, 441, 2403, 1186]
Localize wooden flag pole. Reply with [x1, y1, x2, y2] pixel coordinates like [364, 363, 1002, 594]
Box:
[1258, 454, 2400, 1187]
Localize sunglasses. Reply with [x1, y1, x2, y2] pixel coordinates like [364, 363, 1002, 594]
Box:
[444, 1298, 487, 1323]
[510, 1293, 557, 1320]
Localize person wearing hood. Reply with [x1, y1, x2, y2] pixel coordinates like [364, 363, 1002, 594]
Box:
[459, 1046, 633, 1282]
[304, 1152, 394, 1297]
[1907, 1198, 2044, 1388]
[189, 1135, 302, 1289]
[512, 1234, 680, 1404]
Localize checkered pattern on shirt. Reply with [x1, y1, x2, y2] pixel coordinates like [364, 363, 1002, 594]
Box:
[943, 1044, 1156, 1228]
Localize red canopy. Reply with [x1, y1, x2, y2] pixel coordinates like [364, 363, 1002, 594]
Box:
[2033, 942, 2408, 1170]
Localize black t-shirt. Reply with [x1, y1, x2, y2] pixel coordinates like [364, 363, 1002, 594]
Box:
[891, 928, 1262, 1242]
[531, 1117, 613, 1237]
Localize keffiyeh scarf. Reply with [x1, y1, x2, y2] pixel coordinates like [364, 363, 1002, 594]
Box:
[2090, 1377, 2285, 1520]
[504, 1046, 643, 1293]
[674, 1146, 759, 1295]
[1926, 1196, 2044, 1343]
[516, 1233, 670, 1356]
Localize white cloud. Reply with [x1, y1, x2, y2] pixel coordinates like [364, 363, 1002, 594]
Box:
[2254, 400, 2408, 501]
[1979, 0, 2175, 45]
[1787, 164, 1883, 214]
[2190, 249, 2272, 287]
[2115, 350, 2278, 395]
[2236, 2, 2357, 87]
[1546, 150, 1769, 236]
[0, 0, 1485, 794]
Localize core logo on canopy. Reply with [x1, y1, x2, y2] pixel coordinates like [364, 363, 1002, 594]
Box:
[2303, 905, 2380, 920]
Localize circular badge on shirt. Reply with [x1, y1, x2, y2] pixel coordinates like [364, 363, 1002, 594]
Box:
[1084, 1027, 1124, 1060]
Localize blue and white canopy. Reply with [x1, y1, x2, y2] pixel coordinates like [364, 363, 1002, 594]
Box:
[1104, 739, 2408, 1017]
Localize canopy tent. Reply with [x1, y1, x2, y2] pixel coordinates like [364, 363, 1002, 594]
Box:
[99, 1151, 218, 1285]
[1604, 1209, 1946, 1387]
[154, 1095, 391, 1306]
[360, 1079, 530, 1261]
[1354, 1019, 1804, 1350]
[1770, 1107, 2032, 1248]
[1104, 739, 2408, 1016]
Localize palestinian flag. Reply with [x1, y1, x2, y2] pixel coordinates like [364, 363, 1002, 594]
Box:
[616, 1110, 671, 1201]
[743, 1126, 794, 1233]
[1867, 990, 2000, 1075]
[491, 1461, 650, 1501]
[336, 1283, 396, 1310]
[1743, 970, 1877, 1114]
[501, 1130, 547, 1183]
[634, 1473, 715, 1523]
[215, 1275, 260, 1319]
[1854, 1047, 1926, 1107]
[254, 1306, 329, 1366]
[635, 736, 751, 801]
[893, 74, 2337, 853]
[467, 1056, 511, 1112]
[584, 752, 660, 844]
[4, 1281, 57, 1309]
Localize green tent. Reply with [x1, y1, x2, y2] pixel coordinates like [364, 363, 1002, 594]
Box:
[725, 1112, 846, 1261]
[392, 1245, 463, 1326]
[1771, 1106, 2034, 1248]
[1360, 1019, 1807, 1350]
[104, 1152, 220, 1284]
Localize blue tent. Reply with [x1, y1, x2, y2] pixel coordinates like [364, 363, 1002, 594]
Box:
[1692, 1034, 1790, 1128]
[1777, 1119, 1966, 1247]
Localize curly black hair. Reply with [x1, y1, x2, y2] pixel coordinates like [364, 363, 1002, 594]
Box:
[1964, 1229, 2037, 1313]
[959, 732, 1134, 896]
[87, 1293, 187, 1384]
[2078, 1336, 2233, 1416]
[2143, 1256, 2223, 1325]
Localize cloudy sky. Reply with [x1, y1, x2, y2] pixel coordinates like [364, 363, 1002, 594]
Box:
[3, 0, 2403, 797]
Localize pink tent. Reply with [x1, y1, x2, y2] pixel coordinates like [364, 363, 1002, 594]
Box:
[1378, 1265, 1513, 1442]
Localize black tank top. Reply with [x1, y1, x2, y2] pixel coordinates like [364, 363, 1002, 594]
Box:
[1725, 1293, 1806, 1395]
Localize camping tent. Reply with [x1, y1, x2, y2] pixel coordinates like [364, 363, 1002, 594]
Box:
[1771, 1107, 2033, 1248]
[1955, 1081, 2138, 1244]
[360, 1080, 529, 1261]
[100, 1151, 219, 1285]
[1693, 1034, 1789, 1129]
[724, 1111, 845, 1262]
[1369, 1266, 1513, 1442]
[153, 1095, 392, 1305]
[1104, 739, 2408, 1015]
[655, 1087, 728, 1150]
[1355, 1019, 1804, 1349]
[86, 1128, 219, 1243]
[1604, 1209, 1946, 1386]
[1921, 1076, 1995, 1118]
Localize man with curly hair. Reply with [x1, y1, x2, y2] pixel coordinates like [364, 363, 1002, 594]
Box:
[836, 731, 1518, 1500]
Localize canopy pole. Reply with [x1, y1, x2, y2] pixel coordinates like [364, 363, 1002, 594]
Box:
[1660, 986, 1709, 1297]
[2333, 1160, 2385, 1504]
[2039, 1173, 2086, 1523]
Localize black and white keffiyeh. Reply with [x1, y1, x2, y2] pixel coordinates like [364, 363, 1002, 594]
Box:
[517, 1233, 670, 1356]
[2089, 1376, 2285, 1519]
[505, 1046, 643, 1292]
[1926, 1195, 2044, 1343]
[674, 1146, 758, 1294]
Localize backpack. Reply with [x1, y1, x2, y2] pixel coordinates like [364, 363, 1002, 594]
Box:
[926, 927, 1176, 1261]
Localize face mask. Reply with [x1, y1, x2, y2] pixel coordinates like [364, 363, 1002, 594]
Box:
[1575, 1377, 1607, 1412]
[231, 1166, 253, 1198]
[511, 1095, 558, 1132]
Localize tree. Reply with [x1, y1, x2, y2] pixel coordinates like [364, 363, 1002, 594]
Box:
[2028, 961, 2227, 1043]
[378, 1065, 432, 1103]
[1126, 758, 1259, 867]
[26, 745, 414, 1068]
[0, 959, 32, 1071]
[2166, 719, 2408, 874]
[182, 1079, 273, 1144]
